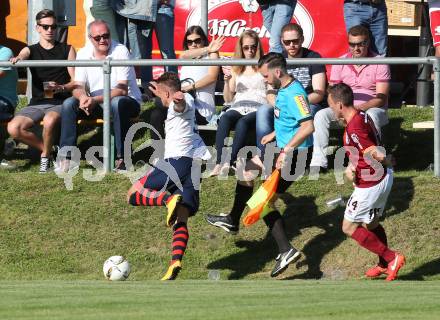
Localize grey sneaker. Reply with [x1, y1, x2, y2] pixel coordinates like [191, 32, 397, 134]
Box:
[270, 248, 301, 277]
[205, 214, 239, 234]
[114, 159, 127, 173]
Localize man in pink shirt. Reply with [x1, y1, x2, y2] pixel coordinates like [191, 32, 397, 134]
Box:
[310, 25, 390, 173]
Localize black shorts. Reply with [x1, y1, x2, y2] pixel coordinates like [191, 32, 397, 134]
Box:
[138, 157, 200, 215]
[277, 147, 312, 194]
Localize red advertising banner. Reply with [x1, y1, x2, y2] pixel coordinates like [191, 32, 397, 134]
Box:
[164, 0, 349, 58]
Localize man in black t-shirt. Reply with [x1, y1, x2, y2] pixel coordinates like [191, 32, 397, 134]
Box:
[256, 23, 327, 157]
[8, 9, 76, 173]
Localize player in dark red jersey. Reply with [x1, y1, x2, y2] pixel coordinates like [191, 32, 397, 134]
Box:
[327, 83, 405, 281]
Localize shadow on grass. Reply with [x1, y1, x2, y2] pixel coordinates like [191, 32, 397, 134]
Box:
[282, 194, 345, 280]
[207, 176, 415, 280]
[386, 176, 415, 218]
[400, 257, 440, 280]
[385, 117, 433, 171]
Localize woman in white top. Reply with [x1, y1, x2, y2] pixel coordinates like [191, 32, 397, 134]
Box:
[179, 26, 225, 124]
[211, 30, 267, 176]
[148, 26, 225, 142]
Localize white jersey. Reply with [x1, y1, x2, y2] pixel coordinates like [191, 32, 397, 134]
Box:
[184, 93, 215, 121]
[164, 101, 211, 160]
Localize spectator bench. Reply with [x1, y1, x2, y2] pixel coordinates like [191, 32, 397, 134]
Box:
[0, 117, 139, 169]
[412, 121, 434, 129]
[196, 120, 344, 132]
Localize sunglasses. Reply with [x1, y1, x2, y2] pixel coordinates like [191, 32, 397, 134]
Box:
[187, 38, 202, 45]
[282, 38, 301, 46]
[349, 40, 368, 48]
[38, 24, 58, 31]
[242, 44, 257, 51]
[90, 33, 110, 42]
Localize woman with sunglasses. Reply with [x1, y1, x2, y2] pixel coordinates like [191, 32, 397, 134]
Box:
[148, 26, 224, 146]
[179, 26, 225, 125]
[210, 30, 266, 176]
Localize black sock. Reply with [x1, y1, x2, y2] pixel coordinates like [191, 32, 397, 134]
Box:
[263, 211, 292, 253]
[229, 183, 254, 225]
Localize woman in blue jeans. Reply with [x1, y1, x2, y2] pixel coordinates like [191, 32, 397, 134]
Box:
[210, 30, 267, 176]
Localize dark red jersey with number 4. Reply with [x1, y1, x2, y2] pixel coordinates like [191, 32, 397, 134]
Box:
[343, 111, 386, 188]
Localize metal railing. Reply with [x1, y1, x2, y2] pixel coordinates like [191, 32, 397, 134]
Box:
[1, 57, 439, 177]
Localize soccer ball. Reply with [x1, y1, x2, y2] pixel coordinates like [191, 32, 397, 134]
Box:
[103, 256, 131, 281]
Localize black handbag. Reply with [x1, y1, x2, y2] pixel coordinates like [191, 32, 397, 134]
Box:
[180, 78, 197, 99]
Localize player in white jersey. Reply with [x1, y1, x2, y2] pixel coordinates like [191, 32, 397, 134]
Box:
[127, 72, 210, 280]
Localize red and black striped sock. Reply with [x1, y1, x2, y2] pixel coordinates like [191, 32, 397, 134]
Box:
[128, 176, 171, 206]
[171, 222, 189, 263]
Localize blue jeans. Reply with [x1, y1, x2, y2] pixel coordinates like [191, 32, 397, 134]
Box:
[60, 96, 140, 159]
[115, 14, 154, 85]
[261, 1, 297, 53]
[256, 103, 322, 158]
[343, 2, 388, 56]
[143, 4, 178, 84]
[215, 110, 256, 165]
[256, 104, 274, 156]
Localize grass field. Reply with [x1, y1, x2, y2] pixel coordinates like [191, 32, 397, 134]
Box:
[1, 106, 440, 319]
[1, 281, 440, 319]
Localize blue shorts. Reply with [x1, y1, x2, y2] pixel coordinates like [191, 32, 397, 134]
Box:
[139, 157, 200, 215]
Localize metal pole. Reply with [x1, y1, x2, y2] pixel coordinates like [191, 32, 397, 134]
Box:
[103, 58, 112, 173]
[417, 5, 431, 107]
[434, 58, 440, 177]
[201, 0, 208, 35]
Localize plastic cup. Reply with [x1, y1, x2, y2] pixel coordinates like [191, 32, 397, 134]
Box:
[326, 195, 345, 209]
[43, 81, 56, 98]
[208, 269, 220, 280]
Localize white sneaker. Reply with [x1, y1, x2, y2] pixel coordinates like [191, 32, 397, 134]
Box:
[54, 159, 79, 174]
[271, 248, 301, 277]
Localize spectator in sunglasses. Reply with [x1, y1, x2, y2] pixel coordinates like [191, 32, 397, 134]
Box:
[148, 25, 225, 145]
[180, 26, 225, 124]
[309, 25, 390, 174]
[58, 19, 141, 172]
[9, 9, 76, 173]
[256, 23, 327, 161]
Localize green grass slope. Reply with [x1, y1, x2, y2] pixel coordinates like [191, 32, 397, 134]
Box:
[0, 107, 439, 281]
